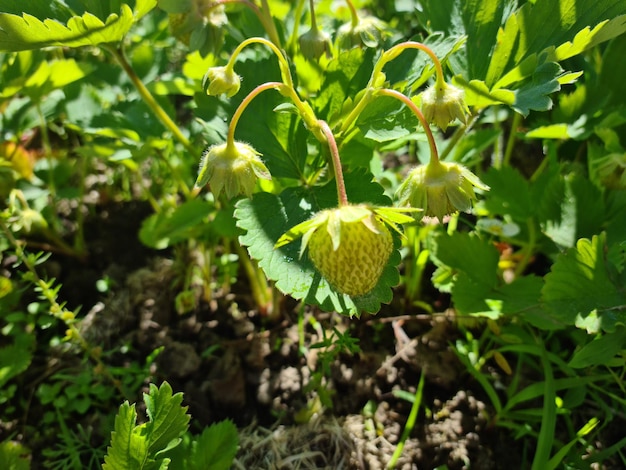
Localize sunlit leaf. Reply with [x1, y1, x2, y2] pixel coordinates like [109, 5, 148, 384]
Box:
[103, 382, 189, 469]
[0, 0, 156, 51]
[542, 233, 626, 332]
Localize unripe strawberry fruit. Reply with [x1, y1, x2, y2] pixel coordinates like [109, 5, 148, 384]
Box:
[305, 206, 393, 296]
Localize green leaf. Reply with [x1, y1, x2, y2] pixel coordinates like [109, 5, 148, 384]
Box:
[430, 232, 500, 316]
[0, 334, 34, 389]
[452, 76, 515, 110]
[103, 402, 146, 469]
[461, 0, 515, 81]
[512, 61, 562, 115]
[0, 58, 93, 101]
[103, 382, 189, 470]
[356, 95, 417, 143]
[485, 0, 626, 87]
[569, 327, 626, 368]
[0, 441, 30, 470]
[235, 170, 399, 316]
[553, 14, 626, 61]
[0, 2, 145, 51]
[312, 47, 374, 126]
[482, 166, 533, 221]
[143, 383, 190, 457]
[139, 200, 213, 249]
[542, 233, 626, 332]
[543, 172, 604, 248]
[189, 420, 238, 470]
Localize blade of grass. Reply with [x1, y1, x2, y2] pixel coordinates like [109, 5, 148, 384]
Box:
[531, 342, 557, 470]
[546, 417, 599, 470]
[453, 346, 503, 413]
[387, 372, 425, 469]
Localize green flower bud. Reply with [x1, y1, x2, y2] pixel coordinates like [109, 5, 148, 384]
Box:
[195, 141, 271, 199]
[298, 27, 332, 60]
[421, 82, 469, 131]
[396, 160, 489, 222]
[202, 66, 241, 97]
[337, 16, 387, 49]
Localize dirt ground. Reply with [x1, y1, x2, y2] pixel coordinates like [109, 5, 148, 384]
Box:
[23, 199, 531, 469]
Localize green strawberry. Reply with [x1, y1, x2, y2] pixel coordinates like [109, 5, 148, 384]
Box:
[276, 204, 419, 297]
[307, 207, 393, 296]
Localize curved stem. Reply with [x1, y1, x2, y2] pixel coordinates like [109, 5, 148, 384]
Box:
[338, 87, 375, 135]
[227, 82, 284, 144]
[227, 37, 294, 88]
[376, 88, 439, 164]
[309, 0, 318, 30]
[319, 120, 348, 206]
[372, 41, 445, 88]
[345, 0, 359, 27]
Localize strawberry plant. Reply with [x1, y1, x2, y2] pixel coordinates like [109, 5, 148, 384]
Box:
[1, 0, 626, 467]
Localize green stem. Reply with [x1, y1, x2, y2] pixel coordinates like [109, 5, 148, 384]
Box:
[259, 0, 282, 48]
[227, 82, 283, 144]
[372, 41, 445, 89]
[345, 0, 359, 27]
[514, 218, 537, 277]
[387, 373, 426, 469]
[227, 81, 323, 144]
[338, 87, 375, 136]
[227, 36, 294, 88]
[376, 88, 439, 163]
[319, 120, 348, 206]
[108, 46, 193, 155]
[531, 341, 557, 470]
[288, 0, 306, 54]
[339, 41, 444, 138]
[309, 0, 318, 30]
[439, 114, 478, 161]
[503, 112, 522, 168]
[214, 0, 281, 47]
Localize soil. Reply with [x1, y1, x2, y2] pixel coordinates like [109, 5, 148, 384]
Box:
[4, 200, 618, 469]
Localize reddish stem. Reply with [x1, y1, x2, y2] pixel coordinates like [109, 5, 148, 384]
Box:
[319, 120, 348, 206]
[376, 88, 439, 163]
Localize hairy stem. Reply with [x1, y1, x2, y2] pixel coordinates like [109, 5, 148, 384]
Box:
[376, 88, 439, 164]
[345, 0, 359, 27]
[227, 36, 294, 88]
[227, 82, 284, 144]
[319, 120, 348, 206]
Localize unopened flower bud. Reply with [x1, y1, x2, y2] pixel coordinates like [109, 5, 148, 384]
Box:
[396, 160, 489, 221]
[298, 27, 332, 60]
[202, 66, 241, 97]
[195, 141, 271, 199]
[422, 82, 469, 131]
[337, 16, 387, 49]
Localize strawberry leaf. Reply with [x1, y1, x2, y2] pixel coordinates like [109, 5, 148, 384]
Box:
[235, 170, 399, 316]
[188, 420, 238, 470]
[542, 233, 626, 333]
[103, 382, 189, 470]
[0, 1, 156, 51]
